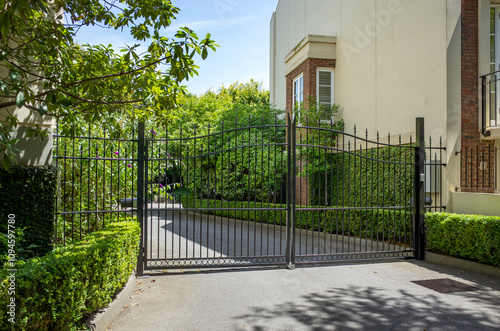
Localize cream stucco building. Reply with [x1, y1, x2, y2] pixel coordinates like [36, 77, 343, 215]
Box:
[270, 0, 500, 215]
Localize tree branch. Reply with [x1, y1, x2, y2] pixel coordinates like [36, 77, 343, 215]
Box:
[57, 89, 143, 105]
[60, 55, 169, 89]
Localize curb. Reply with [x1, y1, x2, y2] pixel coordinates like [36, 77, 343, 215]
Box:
[425, 251, 500, 278]
[85, 272, 136, 331]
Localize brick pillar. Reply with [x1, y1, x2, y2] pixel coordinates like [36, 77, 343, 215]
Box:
[285, 58, 337, 204]
[461, 0, 495, 191]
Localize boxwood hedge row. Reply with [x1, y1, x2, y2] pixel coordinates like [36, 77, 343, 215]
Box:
[426, 212, 500, 267]
[0, 219, 140, 331]
[181, 196, 413, 246]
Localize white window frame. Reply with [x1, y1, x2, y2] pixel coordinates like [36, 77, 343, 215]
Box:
[293, 73, 303, 109]
[316, 68, 335, 106]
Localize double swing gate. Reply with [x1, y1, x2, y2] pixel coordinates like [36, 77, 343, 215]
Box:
[136, 115, 426, 274]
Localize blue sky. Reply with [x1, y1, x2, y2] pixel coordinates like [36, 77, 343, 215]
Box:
[74, 0, 280, 95]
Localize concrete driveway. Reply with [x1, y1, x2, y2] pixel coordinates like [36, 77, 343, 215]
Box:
[108, 204, 500, 331]
[108, 260, 500, 331]
[144, 201, 410, 267]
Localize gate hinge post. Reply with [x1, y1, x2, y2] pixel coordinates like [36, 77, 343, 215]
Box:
[414, 117, 426, 261]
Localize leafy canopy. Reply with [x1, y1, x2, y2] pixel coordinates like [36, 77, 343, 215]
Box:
[171, 80, 278, 134]
[0, 0, 218, 169]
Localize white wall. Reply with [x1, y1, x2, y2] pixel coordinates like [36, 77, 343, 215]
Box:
[0, 66, 54, 166]
[271, 0, 457, 145]
[270, 0, 465, 209]
[446, 0, 462, 205]
[450, 192, 500, 216]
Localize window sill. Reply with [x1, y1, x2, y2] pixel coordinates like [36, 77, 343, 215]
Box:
[482, 126, 500, 140]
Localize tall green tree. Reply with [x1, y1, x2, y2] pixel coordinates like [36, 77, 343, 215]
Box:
[0, 0, 218, 169]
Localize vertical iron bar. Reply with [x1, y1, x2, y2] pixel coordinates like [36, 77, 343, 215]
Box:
[366, 132, 369, 252]
[79, 145, 83, 240]
[286, 113, 292, 266]
[482, 75, 487, 135]
[414, 117, 425, 260]
[71, 134, 76, 242]
[440, 138, 443, 211]
[63, 142, 67, 245]
[376, 132, 380, 251]
[329, 125, 335, 253]
[145, 136, 150, 264]
[347, 139, 351, 253]
[311, 133, 315, 254]
[102, 128, 106, 228]
[165, 127, 168, 260]
[465, 147, 468, 189]
[496, 147, 498, 191]
[273, 117, 278, 255]
[305, 118, 309, 255]
[291, 114, 297, 266]
[370, 136, 375, 252]
[476, 145, 479, 190]
[298, 132, 303, 254]
[136, 121, 145, 277]
[234, 120, 238, 257]
[251, 119, 255, 256]
[54, 122, 59, 247]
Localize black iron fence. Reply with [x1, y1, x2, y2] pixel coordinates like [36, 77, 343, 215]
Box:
[135, 115, 437, 271]
[53, 116, 447, 271]
[481, 70, 500, 136]
[457, 145, 498, 193]
[424, 137, 446, 212]
[53, 125, 139, 245]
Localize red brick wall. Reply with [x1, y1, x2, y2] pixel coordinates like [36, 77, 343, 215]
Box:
[285, 58, 336, 204]
[285, 58, 336, 114]
[461, 0, 495, 191]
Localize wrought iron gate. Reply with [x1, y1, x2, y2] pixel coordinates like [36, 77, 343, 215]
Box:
[136, 115, 426, 274]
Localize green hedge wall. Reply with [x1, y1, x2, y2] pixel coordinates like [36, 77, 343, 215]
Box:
[426, 213, 500, 267]
[181, 196, 413, 246]
[309, 146, 414, 208]
[0, 165, 56, 259]
[0, 219, 140, 331]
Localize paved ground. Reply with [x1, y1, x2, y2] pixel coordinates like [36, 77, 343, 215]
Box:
[108, 259, 500, 331]
[144, 202, 409, 266]
[110, 204, 500, 331]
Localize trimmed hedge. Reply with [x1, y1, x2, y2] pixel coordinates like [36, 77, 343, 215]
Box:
[0, 219, 140, 331]
[0, 165, 56, 259]
[426, 213, 500, 267]
[309, 145, 414, 208]
[181, 196, 413, 246]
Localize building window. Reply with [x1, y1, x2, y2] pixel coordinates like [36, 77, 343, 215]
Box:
[317, 69, 334, 106]
[293, 74, 303, 109]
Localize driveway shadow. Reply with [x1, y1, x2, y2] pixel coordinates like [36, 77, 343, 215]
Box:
[234, 285, 500, 330]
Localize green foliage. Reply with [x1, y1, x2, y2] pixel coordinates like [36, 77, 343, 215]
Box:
[171, 80, 278, 135]
[214, 130, 286, 202]
[426, 213, 500, 267]
[309, 145, 414, 208]
[55, 127, 137, 244]
[0, 220, 140, 331]
[0, 166, 56, 259]
[157, 81, 287, 202]
[181, 196, 413, 246]
[0, 0, 218, 169]
[296, 97, 342, 128]
[181, 127, 287, 202]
